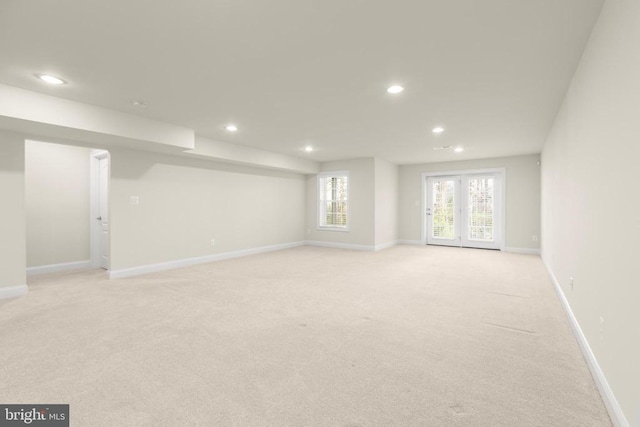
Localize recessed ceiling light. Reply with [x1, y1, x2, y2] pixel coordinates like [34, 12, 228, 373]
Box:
[304, 146, 313, 152]
[387, 85, 404, 94]
[454, 147, 464, 153]
[132, 100, 147, 109]
[35, 74, 66, 85]
[225, 124, 238, 132]
[432, 127, 445, 134]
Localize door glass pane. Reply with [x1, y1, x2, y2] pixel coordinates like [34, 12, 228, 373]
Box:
[432, 179, 455, 239]
[468, 177, 494, 241]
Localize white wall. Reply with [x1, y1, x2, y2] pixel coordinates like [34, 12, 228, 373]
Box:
[306, 158, 375, 248]
[25, 141, 91, 268]
[374, 158, 399, 247]
[541, 0, 639, 424]
[399, 154, 541, 250]
[109, 148, 307, 271]
[0, 132, 26, 296]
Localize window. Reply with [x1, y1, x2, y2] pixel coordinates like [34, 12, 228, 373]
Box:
[318, 172, 349, 230]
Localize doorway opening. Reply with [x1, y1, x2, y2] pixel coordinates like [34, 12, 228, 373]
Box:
[422, 169, 505, 250]
[90, 150, 110, 270]
[24, 141, 110, 276]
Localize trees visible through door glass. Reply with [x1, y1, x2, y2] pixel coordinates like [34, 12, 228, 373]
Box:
[432, 179, 455, 239]
[468, 177, 494, 241]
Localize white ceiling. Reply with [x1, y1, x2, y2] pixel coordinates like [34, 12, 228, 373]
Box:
[0, 0, 603, 164]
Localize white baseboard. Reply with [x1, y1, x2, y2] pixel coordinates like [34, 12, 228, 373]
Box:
[398, 240, 422, 245]
[374, 240, 398, 251]
[0, 284, 28, 300]
[544, 261, 629, 427]
[26, 260, 92, 276]
[109, 241, 305, 279]
[504, 247, 541, 255]
[304, 240, 375, 251]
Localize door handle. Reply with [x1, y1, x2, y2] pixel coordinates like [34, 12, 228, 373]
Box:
[96, 216, 102, 220]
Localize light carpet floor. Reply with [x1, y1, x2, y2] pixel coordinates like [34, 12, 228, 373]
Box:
[0, 245, 611, 426]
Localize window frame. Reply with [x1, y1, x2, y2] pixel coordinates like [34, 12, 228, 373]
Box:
[317, 171, 350, 232]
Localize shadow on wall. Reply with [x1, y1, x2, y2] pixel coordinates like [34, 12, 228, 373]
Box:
[0, 145, 23, 172]
[109, 148, 308, 181]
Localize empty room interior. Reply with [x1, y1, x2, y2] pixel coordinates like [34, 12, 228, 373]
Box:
[0, 0, 638, 426]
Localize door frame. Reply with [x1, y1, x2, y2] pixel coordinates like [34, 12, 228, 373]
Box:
[90, 150, 110, 269]
[421, 168, 506, 250]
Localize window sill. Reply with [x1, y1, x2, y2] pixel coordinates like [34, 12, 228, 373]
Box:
[317, 226, 350, 232]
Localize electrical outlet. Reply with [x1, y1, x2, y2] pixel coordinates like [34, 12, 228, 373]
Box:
[129, 196, 140, 205]
[532, 235, 538, 242]
[599, 317, 605, 340]
[569, 277, 574, 291]
[210, 239, 216, 247]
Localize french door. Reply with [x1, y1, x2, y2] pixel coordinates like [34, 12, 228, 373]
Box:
[426, 173, 502, 250]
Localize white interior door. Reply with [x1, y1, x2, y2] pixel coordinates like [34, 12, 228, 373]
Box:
[426, 172, 503, 250]
[426, 176, 461, 247]
[97, 156, 109, 269]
